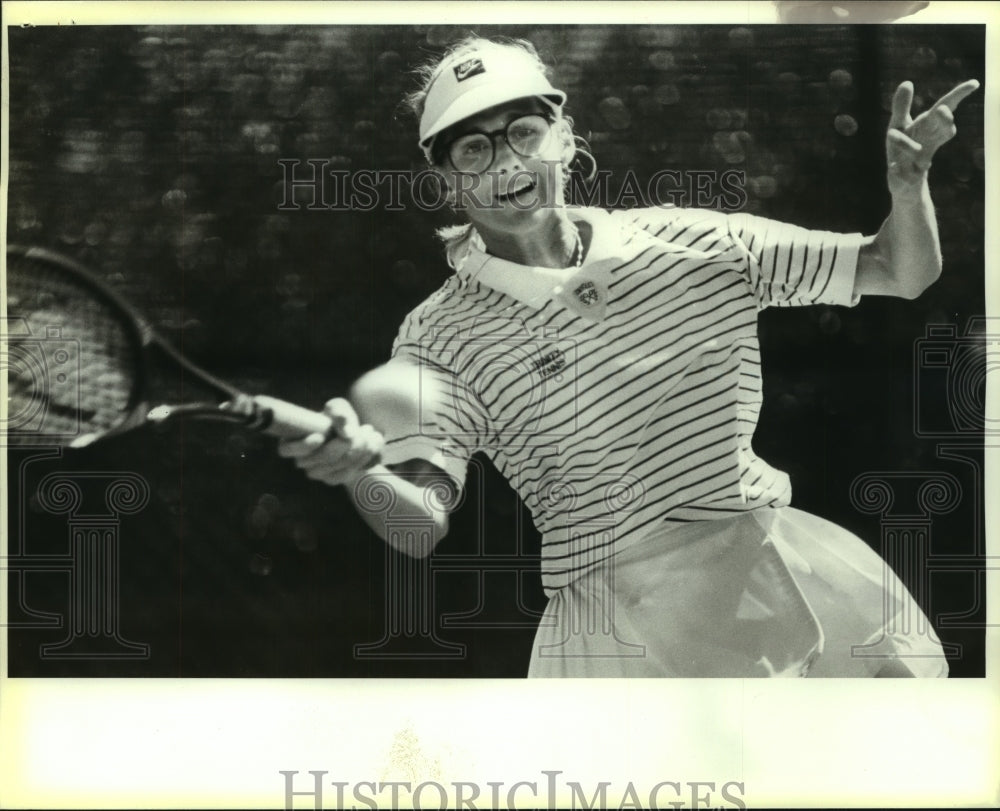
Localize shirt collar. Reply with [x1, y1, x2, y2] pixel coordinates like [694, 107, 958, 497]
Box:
[455, 208, 630, 320]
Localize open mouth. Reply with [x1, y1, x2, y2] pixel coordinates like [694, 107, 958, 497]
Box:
[495, 179, 537, 204]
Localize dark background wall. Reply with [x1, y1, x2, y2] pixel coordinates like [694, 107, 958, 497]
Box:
[6, 24, 986, 677]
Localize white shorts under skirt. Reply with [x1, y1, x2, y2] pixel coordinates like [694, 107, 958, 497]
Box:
[528, 507, 948, 678]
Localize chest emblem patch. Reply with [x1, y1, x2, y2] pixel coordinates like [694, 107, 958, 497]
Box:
[574, 281, 600, 306]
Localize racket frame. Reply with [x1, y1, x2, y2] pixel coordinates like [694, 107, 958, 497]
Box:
[5, 244, 279, 446]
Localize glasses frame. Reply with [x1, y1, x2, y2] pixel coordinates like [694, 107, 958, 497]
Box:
[442, 113, 557, 174]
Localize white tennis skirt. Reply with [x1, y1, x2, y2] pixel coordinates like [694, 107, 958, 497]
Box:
[528, 507, 948, 678]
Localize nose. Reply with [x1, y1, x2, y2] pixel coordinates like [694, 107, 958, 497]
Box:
[489, 136, 521, 172]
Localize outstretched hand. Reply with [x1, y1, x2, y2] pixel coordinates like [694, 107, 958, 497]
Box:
[886, 78, 979, 197]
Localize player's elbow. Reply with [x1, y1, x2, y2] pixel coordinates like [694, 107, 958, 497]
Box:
[857, 236, 941, 300]
[897, 241, 943, 299]
[898, 263, 941, 299]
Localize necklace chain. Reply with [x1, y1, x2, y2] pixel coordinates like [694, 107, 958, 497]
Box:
[476, 226, 582, 269]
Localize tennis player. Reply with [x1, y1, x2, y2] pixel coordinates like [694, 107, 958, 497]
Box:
[280, 37, 978, 677]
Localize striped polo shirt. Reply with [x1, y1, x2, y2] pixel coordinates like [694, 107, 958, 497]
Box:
[387, 206, 864, 594]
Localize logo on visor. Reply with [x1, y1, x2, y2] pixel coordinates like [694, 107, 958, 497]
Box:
[453, 57, 486, 82]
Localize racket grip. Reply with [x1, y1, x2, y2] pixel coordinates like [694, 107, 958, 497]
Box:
[252, 395, 333, 439]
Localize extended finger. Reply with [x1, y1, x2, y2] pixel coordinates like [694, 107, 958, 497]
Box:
[277, 432, 327, 458]
[889, 81, 914, 130]
[930, 104, 957, 138]
[930, 79, 980, 114]
[925, 104, 958, 150]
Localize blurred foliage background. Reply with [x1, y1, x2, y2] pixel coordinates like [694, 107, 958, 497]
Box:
[6, 24, 986, 677]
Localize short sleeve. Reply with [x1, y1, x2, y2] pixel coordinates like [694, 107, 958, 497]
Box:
[725, 211, 865, 309]
[383, 300, 491, 493]
[624, 206, 865, 310]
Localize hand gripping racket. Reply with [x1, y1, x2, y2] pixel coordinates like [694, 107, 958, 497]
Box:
[3, 245, 397, 448]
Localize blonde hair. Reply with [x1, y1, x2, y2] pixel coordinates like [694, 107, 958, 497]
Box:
[402, 35, 595, 269]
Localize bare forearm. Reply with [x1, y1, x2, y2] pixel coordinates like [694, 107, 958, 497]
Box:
[857, 180, 942, 299]
[343, 464, 450, 557]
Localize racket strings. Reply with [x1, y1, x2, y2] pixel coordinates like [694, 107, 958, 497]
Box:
[4, 252, 142, 444]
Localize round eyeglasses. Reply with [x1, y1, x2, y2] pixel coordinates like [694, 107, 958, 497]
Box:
[444, 114, 554, 174]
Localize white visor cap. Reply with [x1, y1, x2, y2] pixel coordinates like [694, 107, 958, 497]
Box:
[418, 42, 566, 159]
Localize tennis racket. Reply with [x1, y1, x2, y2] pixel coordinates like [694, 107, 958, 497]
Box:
[3, 245, 402, 449]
